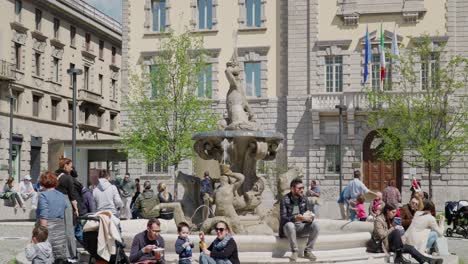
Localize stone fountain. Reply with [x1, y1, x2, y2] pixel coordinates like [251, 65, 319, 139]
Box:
[191, 52, 283, 233]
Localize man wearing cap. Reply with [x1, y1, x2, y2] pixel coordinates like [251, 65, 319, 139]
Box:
[19, 175, 38, 209]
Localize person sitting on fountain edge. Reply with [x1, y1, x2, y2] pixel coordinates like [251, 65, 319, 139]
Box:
[280, 178, 319, 261]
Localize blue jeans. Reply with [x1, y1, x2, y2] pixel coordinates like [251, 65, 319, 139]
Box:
[426, 231, 438, 251]
[199, 254, 232, 264]
[179, 258, 192, 264]
[74, 222, 83, 244]
[349, 207, 357, 221]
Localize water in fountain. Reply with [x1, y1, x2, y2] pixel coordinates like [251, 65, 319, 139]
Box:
[221, 138, 229, 164]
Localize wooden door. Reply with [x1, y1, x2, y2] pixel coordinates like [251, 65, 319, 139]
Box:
[363, 131, 401, 192]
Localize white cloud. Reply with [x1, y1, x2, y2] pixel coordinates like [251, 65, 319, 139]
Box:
[86, 0, 122, 23]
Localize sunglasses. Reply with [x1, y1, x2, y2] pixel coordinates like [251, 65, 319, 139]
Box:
[150, 229, 161, 233]
[215, 228, 225, 233]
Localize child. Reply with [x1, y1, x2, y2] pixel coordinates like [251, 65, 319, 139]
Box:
[25, 225, 54, 264]
[369, 192, 385, 221]
[175, 222, 194, 264]
[351, 194, 367, 221]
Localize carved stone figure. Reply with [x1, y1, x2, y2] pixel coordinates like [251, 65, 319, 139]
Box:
[213, 164, 245, 232]
[225, 54, 258, 131]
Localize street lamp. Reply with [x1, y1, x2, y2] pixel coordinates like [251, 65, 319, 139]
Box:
[335, 97, 347, 194]
[67, 68, 83, 166]
[8, 84, 14, 177]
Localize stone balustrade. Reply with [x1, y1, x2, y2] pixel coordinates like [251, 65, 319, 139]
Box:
[0, 59, 15, 81]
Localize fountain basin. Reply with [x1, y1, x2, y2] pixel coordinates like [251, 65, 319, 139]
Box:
[192, 130, 284, 141]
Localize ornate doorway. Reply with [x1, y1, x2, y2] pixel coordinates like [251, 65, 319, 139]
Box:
[363, 131, 402, 192]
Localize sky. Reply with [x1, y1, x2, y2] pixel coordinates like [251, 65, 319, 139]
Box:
[86, 0, 122, 23]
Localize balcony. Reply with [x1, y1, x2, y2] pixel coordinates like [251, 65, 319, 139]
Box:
[78, 89, 102, 105]
[309, 91, 425, 112]
[81, 42, 96, 60]
[310, 92, 369, 111]
[0, 60, 15, 81]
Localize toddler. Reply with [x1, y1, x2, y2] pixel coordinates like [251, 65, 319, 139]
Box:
[175, 222, 194, 264]
[351, 194, 367, 221]
[25, 225, 53, 264]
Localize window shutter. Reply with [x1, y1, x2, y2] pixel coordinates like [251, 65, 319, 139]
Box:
[245, 63, 252, 96]
[144, 0, 151, 29]
[206, 64, 212, 98]
[160, 1, 166, 32]
[254, 63, 261, 97]
[199, 0, 206, 29]
[246, 0, 253, 27]
[254, 0, 261, 27]
[207, 0, 213, 29]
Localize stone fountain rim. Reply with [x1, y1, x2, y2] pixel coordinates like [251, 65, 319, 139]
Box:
[192, 130, 284, 141]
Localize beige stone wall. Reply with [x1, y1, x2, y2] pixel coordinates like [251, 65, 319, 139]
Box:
[127, 0, 281, 98]
[0, 0, 122, 181]
[318, 0, 447, 46]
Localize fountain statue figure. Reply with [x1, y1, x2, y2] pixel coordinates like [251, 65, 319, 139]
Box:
[222, 53, 258, 131]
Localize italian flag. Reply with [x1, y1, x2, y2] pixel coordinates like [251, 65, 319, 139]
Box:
[380, 23, 386, 82]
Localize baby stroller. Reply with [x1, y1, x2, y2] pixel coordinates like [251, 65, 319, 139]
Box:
[445, 200, 468, 238]
[78, 215, 130, 264]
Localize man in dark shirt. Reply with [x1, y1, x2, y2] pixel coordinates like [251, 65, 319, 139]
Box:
[280, 178, 319, 261]
[129, 218, 166, 263]
[200, 171, 213, 220]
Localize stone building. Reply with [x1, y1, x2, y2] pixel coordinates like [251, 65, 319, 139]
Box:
[0, 0, 123, 185]
[122, 0, 467, 209]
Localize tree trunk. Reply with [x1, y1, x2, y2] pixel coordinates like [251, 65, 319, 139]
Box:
[173, 164, 179, 201]
[428, 166, 433, 201]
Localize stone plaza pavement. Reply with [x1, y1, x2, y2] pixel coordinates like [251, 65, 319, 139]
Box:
[0, 221, 466, 264]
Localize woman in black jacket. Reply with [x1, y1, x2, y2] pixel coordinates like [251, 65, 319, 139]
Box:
[199, 220, 239, 264]
[55, 157, 79, 261]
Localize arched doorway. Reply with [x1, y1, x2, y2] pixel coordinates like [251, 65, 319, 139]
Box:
[363, 131, 402, 192]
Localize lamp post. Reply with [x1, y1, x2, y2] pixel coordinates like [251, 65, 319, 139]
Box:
[67, 68, 83, 166]
[335, 98, 347, 194]
[8, 84, 13, 177]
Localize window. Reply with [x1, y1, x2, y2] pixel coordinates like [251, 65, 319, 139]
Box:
[245, 62, 261, 97]
[84, 66, 89, 90]
[68, 103, 73, 123]
[152, 0, 166, 32]
[14, 43, 21, 70]
[12, 91, 20, 113]
[197, 64, 212, 98]
[32, 95, 40, 117]
[70, 26, 76, 46]
[111, 47, 116, 64]
[97, 111, 103, 128]
[371, 54, 392, 91]
[99, 40, 104, 59]
[53, 58, 59, 82]
[99, 74, 103, 95]
[149, 64, 159, 98]
[325, 145, 340, 173]
[198, 0, 213, 30]
[325, 56, 343, 92]
[15, 0, 22, 22]
[51, 100, 59, 121]
[69, 63, 75, 87]
[110, 113, 117, 131]
[35, 53, 41, 76]
[35, 9, 42, 31]
[53, 18, 60, 39]
[84, 108, 90, 124]
[147, 156, 168, 174]
[111, 80, 117, 100]
[421, 52, 440, 90]
[246, 0, 261, 27]
[85, 33, 91, 50]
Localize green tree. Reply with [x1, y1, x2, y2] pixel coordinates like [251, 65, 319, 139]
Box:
[367, 35, 468, 199]
[122, 32, 217, 199]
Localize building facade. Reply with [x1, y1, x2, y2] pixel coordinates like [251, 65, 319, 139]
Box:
[122, 0, 467, 209]
[0, 0, 122, 184]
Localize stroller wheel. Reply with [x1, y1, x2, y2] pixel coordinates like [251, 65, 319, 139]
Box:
[446, 228, 453, 237]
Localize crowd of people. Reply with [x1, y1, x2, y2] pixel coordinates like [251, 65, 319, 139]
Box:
[0, 162, 451, 264]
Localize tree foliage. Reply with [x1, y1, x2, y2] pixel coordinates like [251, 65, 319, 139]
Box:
[367, 35, 468, 199]
[121, 32, 218, 198]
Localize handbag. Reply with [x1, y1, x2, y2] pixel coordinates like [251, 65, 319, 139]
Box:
[366, 236, 384, 253]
